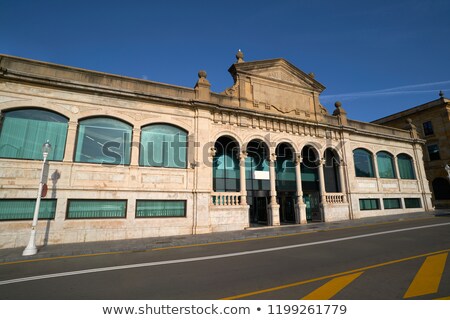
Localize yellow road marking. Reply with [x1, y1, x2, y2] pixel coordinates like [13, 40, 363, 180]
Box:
[404, 253, 448, 298]
[301, 272, 363, 300]
[222, 248, 450, 300]
[0, 216, 435, 266]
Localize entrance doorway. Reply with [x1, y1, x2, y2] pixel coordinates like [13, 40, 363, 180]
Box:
[248, 195, 269, 225]
[278, 192, 296, 223]
[246, 139, 270, 226]
[301, 145, 323, 222]
[303, 192, 321, 221]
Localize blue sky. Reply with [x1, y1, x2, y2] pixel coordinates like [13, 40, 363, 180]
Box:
[1, 0, 449, 122]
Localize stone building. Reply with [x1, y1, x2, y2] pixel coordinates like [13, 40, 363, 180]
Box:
[0, 52, 433, 249]
[373, 92, 450, 208]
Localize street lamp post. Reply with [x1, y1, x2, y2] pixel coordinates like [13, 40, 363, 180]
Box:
[22, 140, 52, 256]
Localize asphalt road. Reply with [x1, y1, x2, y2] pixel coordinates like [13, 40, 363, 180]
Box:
[0, 216, 449, 299]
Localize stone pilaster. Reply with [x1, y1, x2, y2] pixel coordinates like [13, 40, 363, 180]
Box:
[63, 121, 78, 162]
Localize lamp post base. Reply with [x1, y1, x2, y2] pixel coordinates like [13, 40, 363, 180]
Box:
[22, 228, 38, 256]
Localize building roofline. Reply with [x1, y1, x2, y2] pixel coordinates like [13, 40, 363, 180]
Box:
[372, 97, 449, 124]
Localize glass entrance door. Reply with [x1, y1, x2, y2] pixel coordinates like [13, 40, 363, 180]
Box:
[249, 196, 269, 225]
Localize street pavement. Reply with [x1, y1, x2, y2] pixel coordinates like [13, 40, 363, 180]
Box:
[1, 210, 448, 264]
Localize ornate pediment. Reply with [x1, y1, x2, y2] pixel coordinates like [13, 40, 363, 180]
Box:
[222, 55, 327, 120]
[229, 58, 325, 92]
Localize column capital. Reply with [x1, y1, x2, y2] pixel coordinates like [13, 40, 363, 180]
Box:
[268, 153, 277, 162]
[294, 154, 303, 164]
[239, 150, 248, 161]
[209, 147, 217, 158]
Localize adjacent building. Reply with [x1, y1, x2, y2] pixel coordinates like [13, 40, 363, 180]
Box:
[373, 93, 450, 208]
[0, 52, 433, 249]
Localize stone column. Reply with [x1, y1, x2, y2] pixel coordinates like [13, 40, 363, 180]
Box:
[295, 154, 307, 224]
[130, 128, 141, 166]
[268, 153, 280, 226]
[63, 121, 78, 162]
[239, 151, 247, 205]
[338, 159, 348, 202]
[318, 158, 326, 203]
[318, 158, 326, 222]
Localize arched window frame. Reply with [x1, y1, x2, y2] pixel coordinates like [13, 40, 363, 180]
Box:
[0, 108, 68, 161]
[213, 136, 240, 192]
[397, 153, 416, 180]
[376, 151, 396, 179]
[353, 148, 375, 178]
[74, 117, 132, 165]
[139, 123, 188, 169]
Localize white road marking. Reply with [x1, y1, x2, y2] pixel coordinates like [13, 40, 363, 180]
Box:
[1, 221, 449, 286]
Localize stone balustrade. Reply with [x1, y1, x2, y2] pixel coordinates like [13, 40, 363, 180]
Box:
[211, 192, 242, 206]
[325, 193, 345, 204]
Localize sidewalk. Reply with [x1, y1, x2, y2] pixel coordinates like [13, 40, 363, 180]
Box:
[1, 210, 448, 264]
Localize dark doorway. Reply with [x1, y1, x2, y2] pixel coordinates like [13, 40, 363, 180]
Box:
[301, 145, 323, 222]
[249, 195, 269, 224]
[246, 139, 270, 226]
[276, 143, 297, 224]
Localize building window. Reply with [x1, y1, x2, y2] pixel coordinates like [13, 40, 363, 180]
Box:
[432, 178, 450, 200]
[422, 121, 434, 136]
[359, 199, 380, 210]
[353, 149, 375, 178]
[427, 144, 440, 161]
[140, 124, 187, 168]
[404, 198, 422, 208]
[75, 118, 132, 165]
[397, 154, 415, 179]
[377, 151, 396, 179]
[383, 198, 402, 209]
[0, 199, 56, 221]
[67, 200, 127, 219]
[0, 109, 68, 161]
[136, 200, 186, 218]
[213, 136, 240, 192]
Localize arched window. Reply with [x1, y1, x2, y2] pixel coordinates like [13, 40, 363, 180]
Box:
[75, 117, 132, 165]
[376, 151, 396, 179]
[324, 148, 340, 192]
[433, 178, 450, 200]
[0, 109, 68, 161]
[353, 148, 375, 178]
[140, 124, 187, 168]
[397, 154, 415, 179]
[276, 143, 296, 191]
[213, 136, 240, 192]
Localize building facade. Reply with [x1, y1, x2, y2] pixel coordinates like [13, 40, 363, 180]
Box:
[373, 93, 450, 208]
[0, 52, 433, 249]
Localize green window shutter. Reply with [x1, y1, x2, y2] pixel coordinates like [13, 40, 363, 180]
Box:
[383, 198, 401, 209]
[377, 152, 396, 179]
[74, 118, 132, 165]
[404, 198, 421, 208]
[67, 200, 127, 219]
[0, 109, 68, 161]
[397, 154, 415, 179]
[140, 124, 187, 168]
[359, 199, 380, 210]
[353, 149, 375, 178]
[136, 200, 186, 218]
[0, 199, 56, 220]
